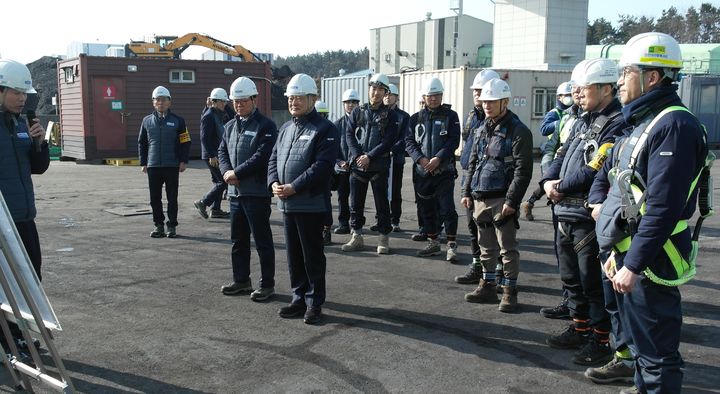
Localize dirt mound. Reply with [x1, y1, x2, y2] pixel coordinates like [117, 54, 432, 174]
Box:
[26, 56, 59, 117]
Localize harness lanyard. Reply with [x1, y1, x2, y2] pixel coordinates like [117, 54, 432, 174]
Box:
[614, 106, 713, 286]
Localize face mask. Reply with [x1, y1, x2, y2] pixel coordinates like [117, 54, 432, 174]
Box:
[561, 96, 573, 106]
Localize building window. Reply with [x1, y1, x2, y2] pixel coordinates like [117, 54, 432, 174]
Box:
[532, 88, 556, 119]
[63, 67, 75, 83]
[445, 50, 452, 56]
[169, 69, 195, 84]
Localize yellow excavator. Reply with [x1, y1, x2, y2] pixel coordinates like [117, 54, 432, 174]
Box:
[125, 33, 261, 62]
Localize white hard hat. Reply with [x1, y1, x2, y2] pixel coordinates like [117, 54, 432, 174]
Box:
[152, 86, 171, 99]
[570, 59, 591, 86]
[342, 88, 360, 102]
[576, 58, 619, 86]
[470, 69, 500, 89]
[421, 77, 444, 95]
[556, 82, 572, 95]
[369, 73, 390, 90]
[479, 78, 511, 100]
[619, 32, 682, 69]
[0, 59, 36, 93]
[387, 83, 399, 96]
[210, 87, 229, 101]
[230, 77, 258, 99]
[285, 73, 317, 96]
[314, 100, 329, 113]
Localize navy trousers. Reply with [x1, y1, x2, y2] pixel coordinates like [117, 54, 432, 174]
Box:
[230, 196, 275, 289]
[202, 160, 227, 210]
[284, 212, 326, 308]
[147, 166, 179, 227]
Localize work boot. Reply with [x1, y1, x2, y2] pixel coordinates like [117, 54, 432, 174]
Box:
[417, 239, 441, 257]
[166, 226, 177, 238]
[334, 224, 350, 234]
[521, 201, 534, 221]
[498, 285, 518, 313]
[221, 279, 253, 295]
[193, 200, 208, 219]
[377, 234, 390, 254]
[464, 279, 499, 303]
[210, 209, 230, 219]
[304, 307, 322, 325]
[391, 224, 402, 233]
[573, 339, 613, 366]
[546, 324, 589, 349]
[540, 298, 571, 319]
[411, 232, 428, 242]
[322, 227, 332, 245]
[278, 303, 306, 318]
[341, 233, 364, 252]
[250, 287, 275, 302]
[446, 242, 458, 262]
[584, 356, 634, 384]
[454, 262, 482, 284]
[150, 225, 165, 238]
[369, 224, 379, 232]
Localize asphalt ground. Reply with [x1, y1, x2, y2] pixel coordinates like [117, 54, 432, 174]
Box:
[1, 157, 719, 393]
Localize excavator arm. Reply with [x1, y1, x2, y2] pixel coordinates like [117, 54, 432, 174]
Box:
[163, 33, 260, 62]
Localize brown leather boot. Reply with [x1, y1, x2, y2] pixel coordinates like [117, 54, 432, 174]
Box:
[498, 285, 518, 313]
[464, 279, 499, 303]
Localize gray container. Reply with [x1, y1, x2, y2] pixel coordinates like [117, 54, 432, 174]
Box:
[400, 67, 571, 151]
[678, 74, 720, 147]
[320, 73, 400, 122]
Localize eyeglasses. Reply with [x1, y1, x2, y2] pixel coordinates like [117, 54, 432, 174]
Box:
[234, 98, 252, 104]
[620, 66, 640, 79]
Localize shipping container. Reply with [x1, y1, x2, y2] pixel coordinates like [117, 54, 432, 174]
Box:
[399, 67, 571, 151]
[678, 74, 720, 147]
[57, 55, 272, 160]
[320, 73, 399, 122]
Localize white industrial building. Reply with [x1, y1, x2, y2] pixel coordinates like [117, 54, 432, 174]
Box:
[325, 0, 594, 149]
[369, 14, 493, 75]
[492, 0, 588, 70]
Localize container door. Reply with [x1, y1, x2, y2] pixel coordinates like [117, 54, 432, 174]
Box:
[695, 78, 720, 145]
[91, 77, 127, 151]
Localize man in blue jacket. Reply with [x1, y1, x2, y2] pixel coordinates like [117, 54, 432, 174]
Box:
[194, 88, 230, 220]
[138, 86, 191, 238]
[0, 59, 49, 354]
[268, 74, 339, 325]
[218, 77, 278, 301]
[341, 73, 399, 255]
[455, 69, 498, 284]
[589, 32, 707, 394]
[541, 58, 626, 367]
[406, 77, 460, 260]
[332, 89, 359, 235]
[372, 83, 409, 233]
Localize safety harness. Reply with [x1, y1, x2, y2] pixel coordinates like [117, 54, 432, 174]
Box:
[612, 106, 714, 286]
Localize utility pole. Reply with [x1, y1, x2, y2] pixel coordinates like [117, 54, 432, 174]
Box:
[450, 0, 463, 68]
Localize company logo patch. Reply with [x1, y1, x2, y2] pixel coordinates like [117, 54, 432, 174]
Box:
[648, 45, 666, 55]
